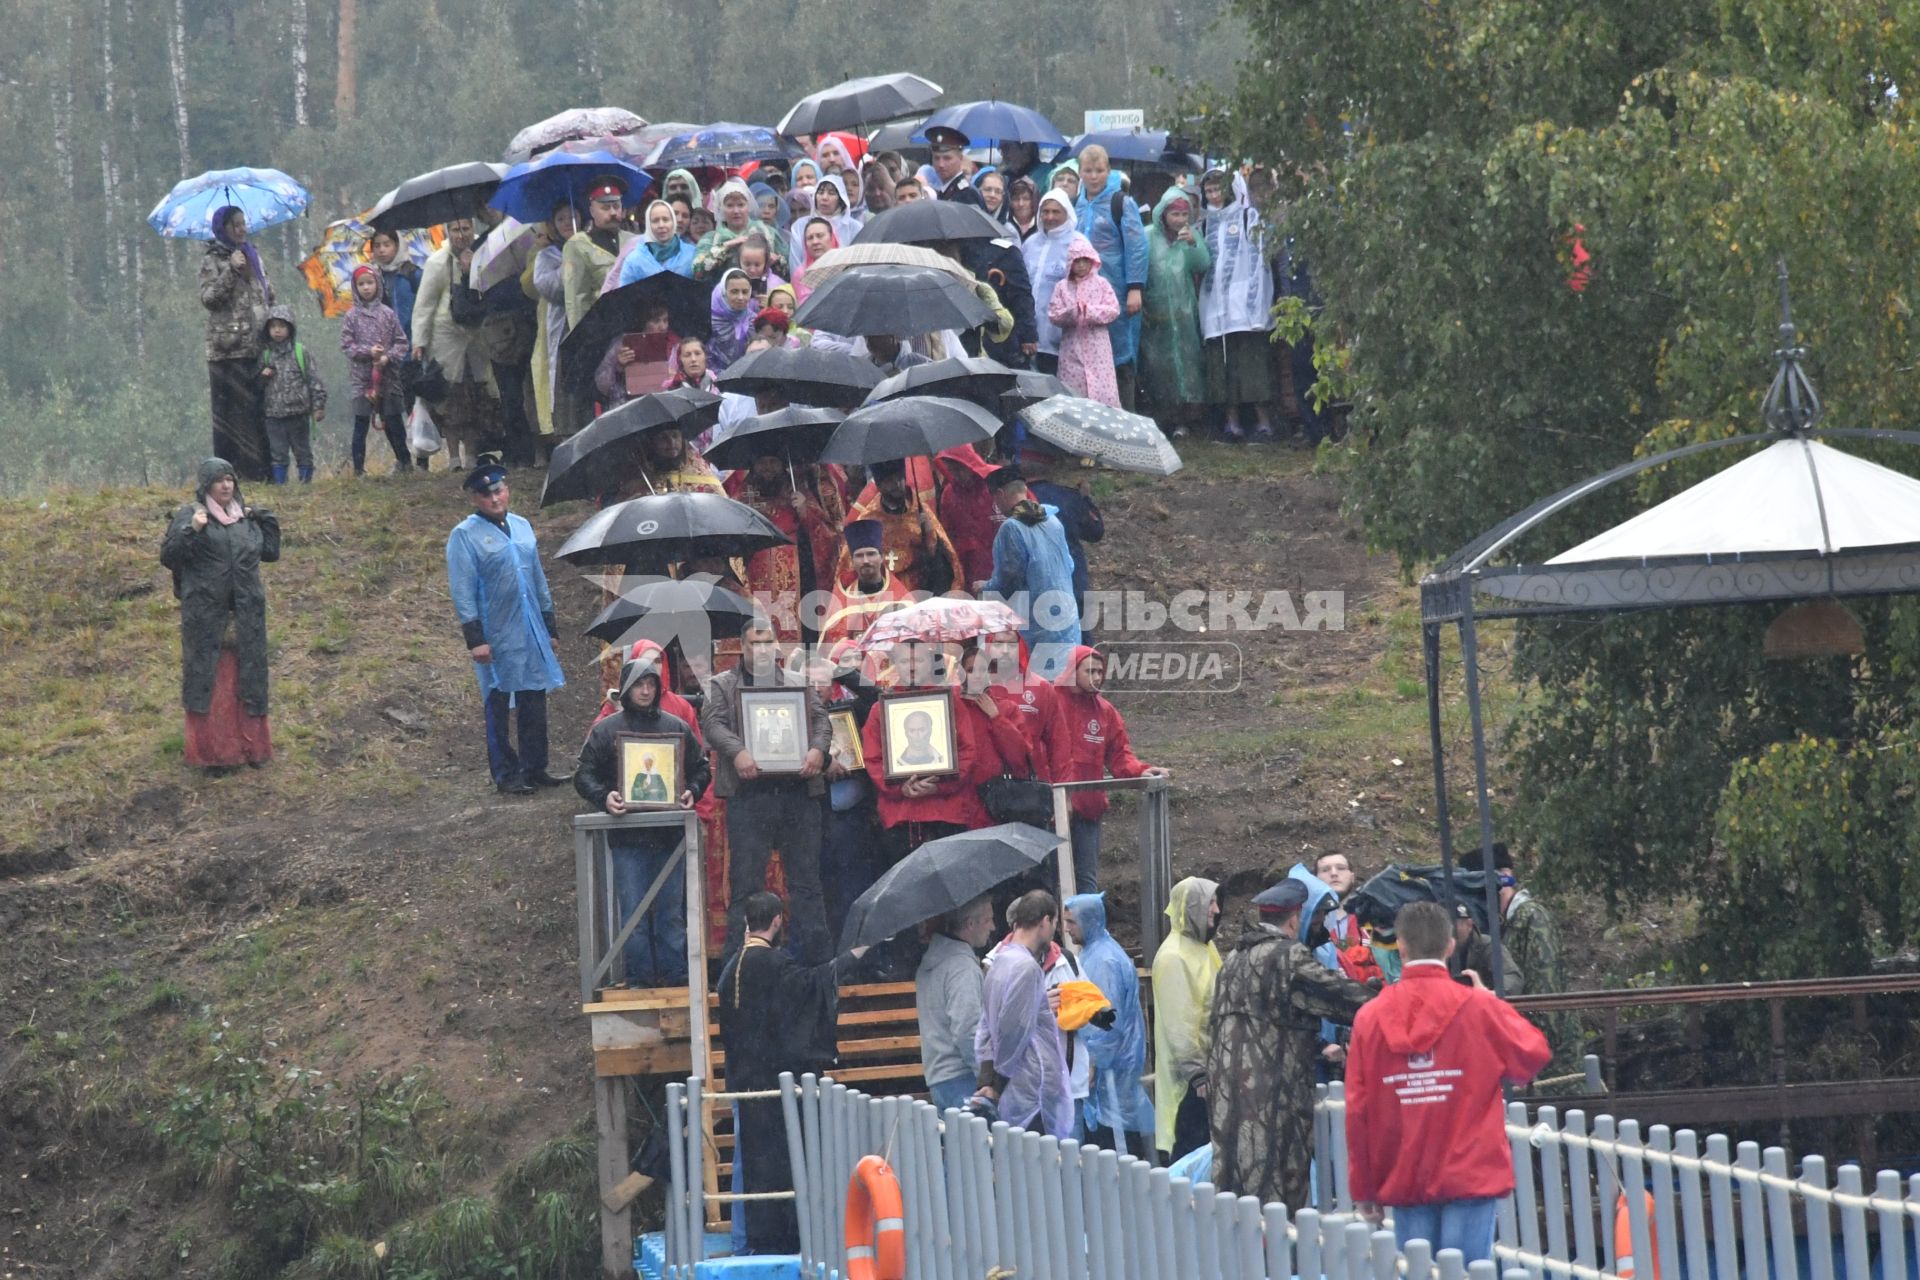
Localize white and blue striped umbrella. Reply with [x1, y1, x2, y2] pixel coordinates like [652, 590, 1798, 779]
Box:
[147, 167, 310, 240]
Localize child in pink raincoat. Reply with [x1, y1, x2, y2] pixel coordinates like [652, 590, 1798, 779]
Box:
[1046, 235, 1122, 407]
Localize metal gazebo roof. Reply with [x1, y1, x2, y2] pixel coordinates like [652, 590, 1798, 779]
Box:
[1422, 266, 1920, 624]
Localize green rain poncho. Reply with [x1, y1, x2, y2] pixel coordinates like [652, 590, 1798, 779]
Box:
[1139, 185, 1213, 409]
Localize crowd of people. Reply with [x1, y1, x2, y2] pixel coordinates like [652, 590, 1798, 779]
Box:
[191, 120, 1336, 485]
[159, 113, 1559, 1268]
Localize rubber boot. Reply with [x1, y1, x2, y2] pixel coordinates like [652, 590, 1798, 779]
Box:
[297, 465, 314, 483]
[269, 464, 289, 485]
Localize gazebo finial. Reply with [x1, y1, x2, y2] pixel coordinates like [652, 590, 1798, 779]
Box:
[1762, 259, 1823, 436]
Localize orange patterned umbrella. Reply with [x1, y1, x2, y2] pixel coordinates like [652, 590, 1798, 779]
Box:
[297, 213, 443, 319]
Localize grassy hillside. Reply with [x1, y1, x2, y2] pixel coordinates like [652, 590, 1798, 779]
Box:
[0, 447, 1534, 1278]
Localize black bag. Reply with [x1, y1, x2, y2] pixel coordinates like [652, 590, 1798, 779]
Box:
[980, 773, 1053, 826]
[403, 357, 450, 404]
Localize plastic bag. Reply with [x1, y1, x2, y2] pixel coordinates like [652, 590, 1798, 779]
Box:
[406, 400, 444, 456]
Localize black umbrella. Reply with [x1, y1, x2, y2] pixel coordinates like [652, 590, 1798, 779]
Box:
[713, 344, 882, 409]
[367, 162, 508, 233]
[777, 73, 943, 138]
[866, 355, 1020, 407]
[1064, 129, 1204, 173]
[556, 491, 791, 568]
[584, 574, 764, 644]
[853, 200, 1009, 246]
[818, 396, 1000, 465]
[540, 389, 724, 507]
[1001, 370, 1070, 413]
[866, 118, 931, 163]
[702, 406, 847, 472]
[792, 266, 992, 338]
[559, 273, 713, 396]
[839, 823, 1062, 951]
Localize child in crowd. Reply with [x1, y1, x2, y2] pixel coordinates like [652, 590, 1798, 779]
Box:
[1047, 236, 1122, 407]
[709, 268, 761, 373]
[689, 207, 717, 242]
[256, 304, 326, 484]
[339, 265, 413, 475]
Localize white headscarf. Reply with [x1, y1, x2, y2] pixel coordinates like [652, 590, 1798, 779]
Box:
[1024, 190, 1081, 356]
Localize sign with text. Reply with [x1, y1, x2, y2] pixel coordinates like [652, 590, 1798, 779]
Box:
[1083, 109, 1146, 133]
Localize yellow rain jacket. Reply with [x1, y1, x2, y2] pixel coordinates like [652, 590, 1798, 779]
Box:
[1151, 876, 1222, 1153]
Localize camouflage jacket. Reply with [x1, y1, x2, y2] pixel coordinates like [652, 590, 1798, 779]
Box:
[1207, 925, 1372, 1208]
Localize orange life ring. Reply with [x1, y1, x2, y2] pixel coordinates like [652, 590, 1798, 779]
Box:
[844, 1154, 906, 1280]
[1614, 1191, 1659, 1280]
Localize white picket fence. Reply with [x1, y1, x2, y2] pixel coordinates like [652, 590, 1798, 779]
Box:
[660, 1073, 1920, 1280]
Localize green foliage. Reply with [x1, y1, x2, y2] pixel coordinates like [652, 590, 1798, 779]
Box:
[142, 1024, 453, 1273]
[1205, 0, 1920, 975]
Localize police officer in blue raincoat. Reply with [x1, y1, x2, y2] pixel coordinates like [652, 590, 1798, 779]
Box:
[1065, 891, 1156, 1158]
[445, 460, 567, 794]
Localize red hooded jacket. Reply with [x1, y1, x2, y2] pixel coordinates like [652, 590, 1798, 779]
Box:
[1053, 646, 1150, 821]
[1345, 963, 1551, 1206]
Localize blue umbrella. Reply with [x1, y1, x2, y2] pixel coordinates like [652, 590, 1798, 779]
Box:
[489, 149, 651, 224]
[913, 100, 1066, 149]
[643, 123, 801, 171]
[147, 166, 310, 239]
[1064, 129, 1203, 172]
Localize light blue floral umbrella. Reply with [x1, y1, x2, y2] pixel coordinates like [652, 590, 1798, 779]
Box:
[147, 166, 311, 239]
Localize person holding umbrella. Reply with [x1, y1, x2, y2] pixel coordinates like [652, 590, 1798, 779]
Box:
[445, 460, 567, 796]
[734, 447, 844, 643]
[199, 206, 275, 481]
[527, 201, 580, 440]
[563, 179, 635, 328]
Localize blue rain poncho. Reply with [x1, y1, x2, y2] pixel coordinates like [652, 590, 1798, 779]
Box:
[1066, 893, 1156, 1137]
[445, 511, 565, 699]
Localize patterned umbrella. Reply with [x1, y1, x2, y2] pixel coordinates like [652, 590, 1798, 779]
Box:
[853, 596, 1025, 652]
[468, 217, 539, 294]
[1018, 395, 1184, 475]
[297, 214, 443, 319]
[643, 123, 802, 170]
[504, 107, 648, 164]
[148, 166, 309, 239]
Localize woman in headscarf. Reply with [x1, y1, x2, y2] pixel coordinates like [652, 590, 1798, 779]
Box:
[750, 181, 785, 232]
[809, 175, 864, 244]
[790, 216, 841, 302]
[160, 458, 280, 771]
[612, 199, 697, 287]
[976, 170, 1008, 220]
[789, 158, 822, 198]
[1140, 186, 1213, 438]
[1003, 177, 1040, 242]
[708, 268, 761, 373]
[1198, 166, 1277, 441]
[525, 200, 578, 442]
[199, 206, 274, 481]
[693, 179, 789, 281]
[662, 168, 705, 213]
[1023, 190, 1081, 375]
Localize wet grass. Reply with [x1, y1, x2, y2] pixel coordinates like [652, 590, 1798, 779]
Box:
[0, 473, 473, 861]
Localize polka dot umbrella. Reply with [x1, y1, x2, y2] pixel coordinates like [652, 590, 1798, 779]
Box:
[1017, 394, 1184, 476]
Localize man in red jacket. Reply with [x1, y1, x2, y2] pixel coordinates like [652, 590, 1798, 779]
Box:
[1054, 645, 1168, 894]
[1347, 900, 1551, 1264]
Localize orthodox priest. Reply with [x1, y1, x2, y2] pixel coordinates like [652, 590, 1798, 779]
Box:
[716, 891, 868, 1253]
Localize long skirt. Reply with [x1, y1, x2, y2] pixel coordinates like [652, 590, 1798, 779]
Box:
[1204, 330, 1274, 406]
[184, 650, 273, 767]
[208, 358, 271, 481]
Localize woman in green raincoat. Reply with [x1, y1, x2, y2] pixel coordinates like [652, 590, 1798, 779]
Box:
[1139, 186, 1212, 437]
